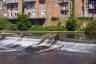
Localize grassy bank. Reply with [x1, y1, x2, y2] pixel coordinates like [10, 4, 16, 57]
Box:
[29, 26, 67, 31]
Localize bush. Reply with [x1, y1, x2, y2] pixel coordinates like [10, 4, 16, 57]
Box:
[8, 24, 18, 30]
[66, 18, 77, 31]
[29, 26, 67, 31]
[78, 17, 93, 20]
[17, 14, 32, 30]
[0, 18, 11, 30]
[84, 21, 96, 32]
[51, 17, 60, 21]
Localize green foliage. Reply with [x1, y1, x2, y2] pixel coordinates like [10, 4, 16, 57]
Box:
[66, 18, 77, 31]
[51, 17, 60, 21]
[8, 24, 18, 30]
[84, 21, 96, 32]
[78, 17, 93, 20]
[29, 26, 67, 31]
[17, 14, 32, 30]
[0, 18, 11, 30]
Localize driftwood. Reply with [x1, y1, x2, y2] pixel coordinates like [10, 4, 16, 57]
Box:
[24, 33, 62, 54]
[36, 46, 63, 54]
[18, 34, 24, 41]
[0, 32, 17, 36]
[37, 33, 58, 45]
[47, 34, 59, 47]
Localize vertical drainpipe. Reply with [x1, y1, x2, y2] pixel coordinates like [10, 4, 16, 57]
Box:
[18, 0, 24, 14]
[37, 0, 39, 18]
[71, 0, 75, 18]
[82, 0, 84, 17]
[45, 0, 49, 21]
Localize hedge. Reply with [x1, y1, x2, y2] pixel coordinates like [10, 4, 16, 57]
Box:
[29, 26, 67, 31]
[78, 17, 93, 20]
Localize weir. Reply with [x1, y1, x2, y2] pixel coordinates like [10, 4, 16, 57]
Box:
[0, 32, 96, 54]
[0, 33, 63, 53]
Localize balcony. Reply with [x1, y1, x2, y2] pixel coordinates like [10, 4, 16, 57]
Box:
[58, 0, 71, 3]
[4, 0, 36, 4]
[88, 4, 95, 9]
[80, 14, 93, 17]
[8, 14, 46, 19]
[30, 14, 46, 19]
[87, 1, 95, 9]
[24, 0, 36, 2]
[61, 7, 69, 11]
[4, 0, 18, 4]
[60, 15, 70, 18]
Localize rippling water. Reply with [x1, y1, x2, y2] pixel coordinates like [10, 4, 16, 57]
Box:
[0, 51, 96, 64]
[0, 36, 96, 64]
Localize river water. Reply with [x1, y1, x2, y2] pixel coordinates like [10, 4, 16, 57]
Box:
[0, 35, 96, 64]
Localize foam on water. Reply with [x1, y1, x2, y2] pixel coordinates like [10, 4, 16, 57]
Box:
[0, 36, 96, 53]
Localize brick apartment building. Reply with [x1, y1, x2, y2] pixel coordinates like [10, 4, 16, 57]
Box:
[75, 0, 96, 18]
[0, 0, 72, 20]
[0, 0, 96, 21]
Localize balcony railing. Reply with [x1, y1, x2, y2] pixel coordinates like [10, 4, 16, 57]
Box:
[4, 0, 36, 4]
[80, 14, 93, 17]
[61, 7, 69, 11]
[30, 14, 46, 18]
[60, 15, 70, 18]
[4, 0, 18, 3]
[86, 1, 95, 9]
[58, 0, 72, 3]
[24, 0, 36, 2]
[8, 14, 46, 19]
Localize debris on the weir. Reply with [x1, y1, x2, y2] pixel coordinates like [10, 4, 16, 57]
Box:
[24, 34, 63, 54]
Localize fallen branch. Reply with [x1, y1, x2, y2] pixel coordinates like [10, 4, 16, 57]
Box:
[37, 33, 56, 45]
[36, 46, 64, 54]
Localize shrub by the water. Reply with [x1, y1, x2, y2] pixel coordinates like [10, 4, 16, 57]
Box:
[0, 18, 12, 30]
[84, 21, 96, 32]
[66, 18, 77, 31]
[8, 24, 18, 30]
[17, 14, 32, 30]
[51, 17, 60, 21]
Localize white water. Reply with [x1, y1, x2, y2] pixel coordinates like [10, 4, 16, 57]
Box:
[0, 36, 96, 53]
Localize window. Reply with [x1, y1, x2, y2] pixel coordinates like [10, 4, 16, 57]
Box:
[39, 0, 45, 3]
[61, 11, 68, 16]
[25, 2, 35, 9]
[7, 3, 18, 10]
[88, 1, 95, 9]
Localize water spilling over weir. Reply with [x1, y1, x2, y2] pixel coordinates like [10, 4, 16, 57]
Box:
[0, 34, 96, 54]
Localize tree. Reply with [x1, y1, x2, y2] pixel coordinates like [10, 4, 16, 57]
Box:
[66, 18, 77, 31]
[17, 14, 32, 30]
[0, 18, 11, 30]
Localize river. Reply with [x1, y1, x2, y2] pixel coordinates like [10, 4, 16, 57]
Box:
[0, 34, 96, 64]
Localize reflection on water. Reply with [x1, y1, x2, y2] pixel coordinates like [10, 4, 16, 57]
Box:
[31, 33, 96, 40]
[0, 51, 96, 64]
[59, 33, 96, 40]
